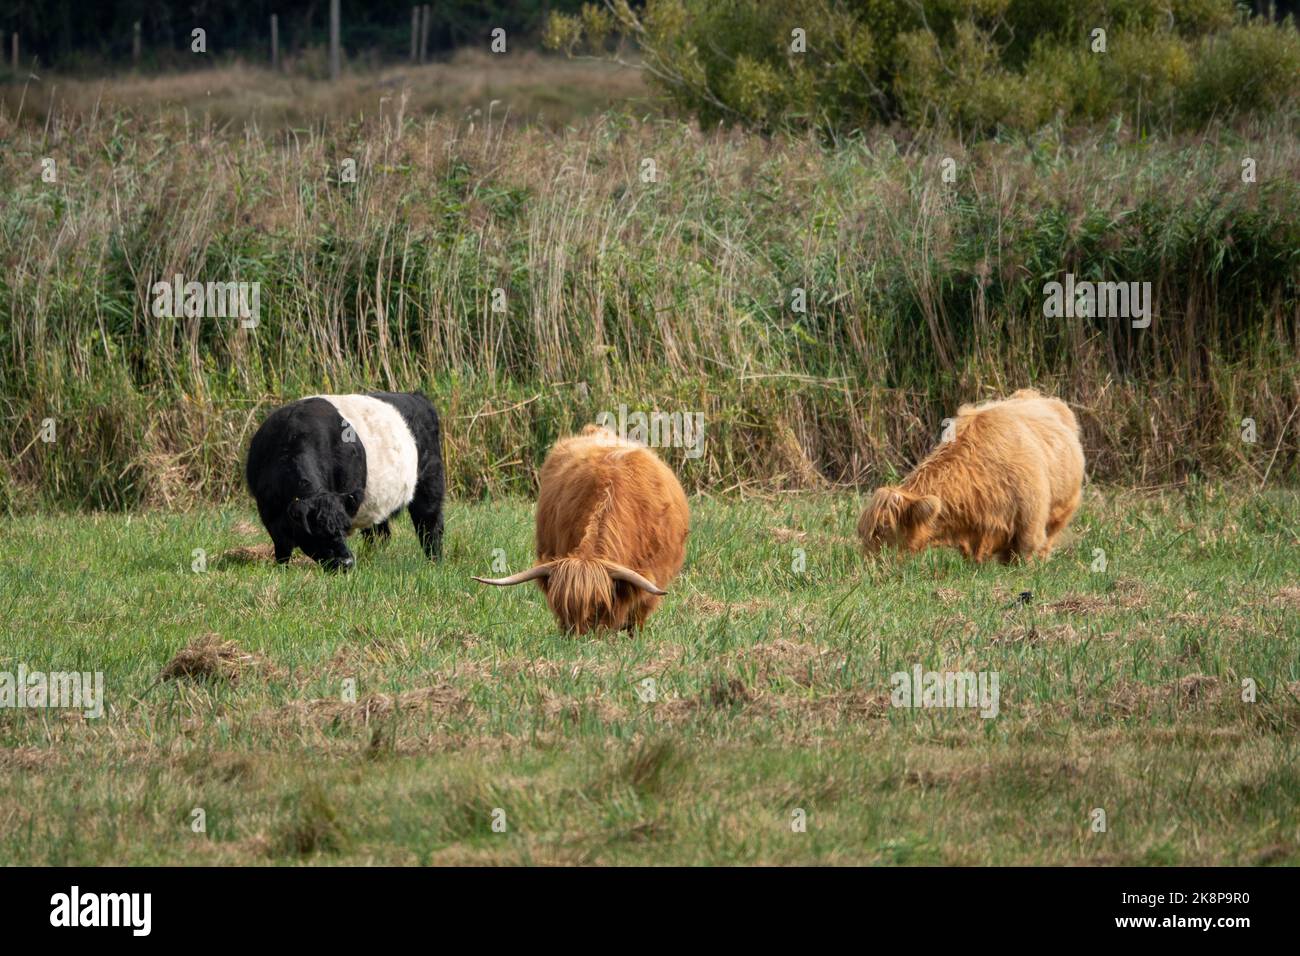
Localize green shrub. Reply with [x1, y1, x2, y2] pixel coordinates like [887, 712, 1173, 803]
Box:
[548, 0, 1297, 136]
[1104, 29, 1195, 120]
[1180, 19, 1300, 124]
[896, 20, 1064, 135]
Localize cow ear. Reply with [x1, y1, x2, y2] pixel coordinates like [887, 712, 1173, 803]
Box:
[905, 495, 942, 526]
[342, 490, 363, 514]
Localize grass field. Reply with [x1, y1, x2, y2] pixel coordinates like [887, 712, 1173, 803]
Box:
[1, 484, 1297, 865]
[0, 50, 648, 129]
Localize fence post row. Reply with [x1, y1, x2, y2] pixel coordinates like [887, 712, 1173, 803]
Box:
[27, 6, 458, 79]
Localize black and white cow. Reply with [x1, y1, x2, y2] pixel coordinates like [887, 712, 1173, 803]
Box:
[245, 392, 445, 571]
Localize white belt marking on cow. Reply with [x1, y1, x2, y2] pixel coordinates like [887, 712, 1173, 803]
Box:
[310, 394, 418, 530]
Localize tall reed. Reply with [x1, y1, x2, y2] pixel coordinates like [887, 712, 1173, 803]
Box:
[1, 93, 1297, 511]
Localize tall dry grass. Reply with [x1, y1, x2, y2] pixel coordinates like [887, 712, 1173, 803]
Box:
[0, 70, 1297, 511]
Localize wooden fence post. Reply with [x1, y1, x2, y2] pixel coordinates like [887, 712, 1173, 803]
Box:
[419, 4, 431, 64]
[329, 0, 341, 80]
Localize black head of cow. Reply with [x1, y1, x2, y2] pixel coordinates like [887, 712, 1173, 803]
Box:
[287, 490, 362, 571]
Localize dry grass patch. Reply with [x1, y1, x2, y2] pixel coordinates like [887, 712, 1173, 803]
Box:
[214, 544, 313, 568]
[0, 746, 59, 771]
[1168, 674, 1223, 703]
[1271, 586, 1300, 608]
[159, 633, 282, 685]
[1252, 843, 1295, 865]
[784, 690, 892, 720]
[539, 689, 628, 723]
[1107, 577, 1152, 609]
[1046, 594, 1109, 614]
[278, 684, 469, 726]
[687, 594, 774, 617]
[6, 52, 647, 131]
[1166, 611, 1251, 633]
[706, 676, 753, 708]
[1018, 674, 1244, 723]
[901, 766, 995, 790]
[647, 682, 892, 726]
[731, 638, 845, 687]
[175, 750, 263, 786]
[992, 622, 1083, 645]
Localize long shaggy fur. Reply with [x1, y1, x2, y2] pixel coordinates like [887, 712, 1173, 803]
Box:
[538, 425, 689, 631]
[496, 425, 690, 633]
[858, 389, 1085, 563]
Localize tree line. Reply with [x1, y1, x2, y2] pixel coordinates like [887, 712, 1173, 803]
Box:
[2, 0, 588, 71]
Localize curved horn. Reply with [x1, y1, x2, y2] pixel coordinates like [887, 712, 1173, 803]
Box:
[606, 563, 667, 596]
[472, 562, 554, 587]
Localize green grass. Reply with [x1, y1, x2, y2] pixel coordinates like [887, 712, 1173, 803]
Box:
[1, 485, 1297, 865]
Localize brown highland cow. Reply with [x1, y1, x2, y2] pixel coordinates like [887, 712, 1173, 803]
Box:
[858, 389, 1084, 563]
[474, 425, 690, 632]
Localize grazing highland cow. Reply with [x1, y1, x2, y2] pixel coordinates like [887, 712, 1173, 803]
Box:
[858, 389, 1084, 563]
[473, 425, 689, 633]
[245, 392, 444, 571]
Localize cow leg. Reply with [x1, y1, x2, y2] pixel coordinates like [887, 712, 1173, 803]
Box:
[362, 520, 392, 546]
[405, 450, 446, 560]
[1044, 489, 1081, 554]
[1010, 523, 1048, 562]
[971, 535, 997, 563]
[1008, 489, 1052, 561]
[272, 534, 294, 565]
[261, 511, 295, 565]
[409, 496, 444, 560]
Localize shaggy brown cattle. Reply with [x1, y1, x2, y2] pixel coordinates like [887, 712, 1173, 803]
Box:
[858, 389, 1084, 563]
[473, 425, 689, 632]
